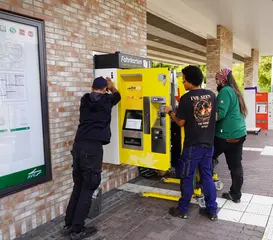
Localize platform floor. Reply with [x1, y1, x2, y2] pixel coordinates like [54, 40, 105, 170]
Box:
[16, 131, 273, 240]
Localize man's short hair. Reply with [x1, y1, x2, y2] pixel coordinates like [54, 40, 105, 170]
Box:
[182, 65, 204, 86]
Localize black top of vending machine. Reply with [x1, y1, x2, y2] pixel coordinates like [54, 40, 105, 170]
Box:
[94, 51, 152, 69]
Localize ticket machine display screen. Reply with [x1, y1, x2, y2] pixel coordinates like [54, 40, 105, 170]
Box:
[123, 110, 143, 131]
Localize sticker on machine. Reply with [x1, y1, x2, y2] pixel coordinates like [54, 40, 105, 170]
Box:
[127, 86, 141, 91]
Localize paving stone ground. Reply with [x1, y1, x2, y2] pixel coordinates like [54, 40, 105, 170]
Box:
[217, 131, 273, 197]
[16, 190, 264, 240]
[16, 130, 273, 240]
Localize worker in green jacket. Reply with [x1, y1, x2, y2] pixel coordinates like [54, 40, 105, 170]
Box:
[213, 68, 247, 203]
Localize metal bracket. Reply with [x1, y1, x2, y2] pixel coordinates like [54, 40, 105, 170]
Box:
[158, 74, 167, 86]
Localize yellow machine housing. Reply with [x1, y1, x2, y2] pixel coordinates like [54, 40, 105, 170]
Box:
[177, 75, 185, 147]
[117, 68, 171, 171]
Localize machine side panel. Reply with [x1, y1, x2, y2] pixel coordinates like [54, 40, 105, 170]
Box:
[268, 93, 273, 130]
[94, 68, 120, 165]
[177, 76, 186, 150]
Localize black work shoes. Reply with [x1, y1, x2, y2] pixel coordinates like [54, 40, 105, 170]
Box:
[63, 225, 98, 240]
[169, 207, 189, 219]
[63, 225, 72, 236]
[222, 192, 241, 203]
[199, 208, 218, 221]
[70, 226, 98, 240]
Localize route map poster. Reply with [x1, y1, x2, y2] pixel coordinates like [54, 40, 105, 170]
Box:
[0, 11, 51, 197]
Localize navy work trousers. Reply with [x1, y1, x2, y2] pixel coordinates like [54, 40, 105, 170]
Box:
[177, 145, 218, 214]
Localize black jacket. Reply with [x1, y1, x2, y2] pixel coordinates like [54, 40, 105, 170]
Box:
[74, 91, 121, 144]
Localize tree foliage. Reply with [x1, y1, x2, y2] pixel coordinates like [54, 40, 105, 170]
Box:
[199, 65, 206, 83]
[258, 56, 272, 92]
[232, 64, 244, 91]
[152, 61, 186, 72]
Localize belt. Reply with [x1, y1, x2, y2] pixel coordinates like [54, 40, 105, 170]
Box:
[226, 139, 240, 143]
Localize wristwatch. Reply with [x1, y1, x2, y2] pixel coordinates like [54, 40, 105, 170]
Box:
[168, 110, 173, 116]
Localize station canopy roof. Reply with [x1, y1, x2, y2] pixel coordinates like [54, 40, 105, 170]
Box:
[147, 0, 272, 65]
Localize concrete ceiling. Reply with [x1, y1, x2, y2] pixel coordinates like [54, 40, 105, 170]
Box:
[147, 0, 273, 65]
[147, 12, 243, 66]
[180, 0, 273, 57]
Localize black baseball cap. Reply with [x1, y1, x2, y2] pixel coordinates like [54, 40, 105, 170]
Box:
[92, 76, 107, 90]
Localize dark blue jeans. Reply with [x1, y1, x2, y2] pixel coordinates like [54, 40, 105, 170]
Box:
[177, 145, 218, 214]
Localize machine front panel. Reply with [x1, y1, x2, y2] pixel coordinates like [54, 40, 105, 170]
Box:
[118, 68, 171, 171]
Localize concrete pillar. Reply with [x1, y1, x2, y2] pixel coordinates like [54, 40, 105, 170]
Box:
[244, 49, 259, 88]
[206, 25, 233, 91]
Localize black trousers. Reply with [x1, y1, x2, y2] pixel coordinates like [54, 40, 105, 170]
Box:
[213, 136, 246, 200]
[65, 141, 103, 233]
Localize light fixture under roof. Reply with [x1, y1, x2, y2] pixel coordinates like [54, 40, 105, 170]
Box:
[154, 38, 160, 41]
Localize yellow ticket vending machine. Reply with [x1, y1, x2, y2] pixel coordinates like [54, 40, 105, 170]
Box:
[118, 68, 171, 171]
[94, 52, 185, 172]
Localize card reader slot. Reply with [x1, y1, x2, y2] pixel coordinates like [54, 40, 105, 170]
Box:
[123, 137, 141, 147]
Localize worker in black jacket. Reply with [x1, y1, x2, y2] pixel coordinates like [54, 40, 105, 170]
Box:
[63, 76, 121, 240]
